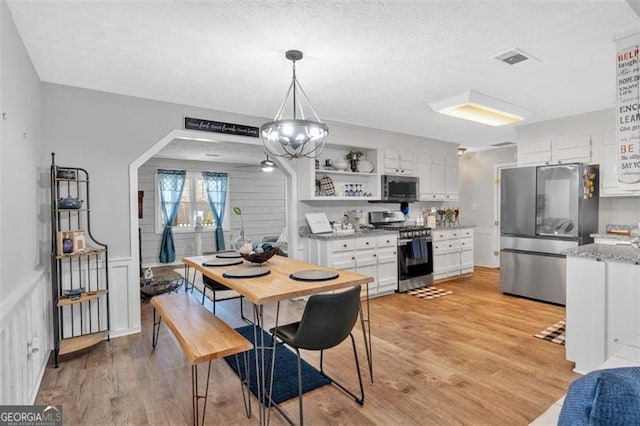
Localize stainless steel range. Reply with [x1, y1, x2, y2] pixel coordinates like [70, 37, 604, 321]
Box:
[369, 211, 434, 292]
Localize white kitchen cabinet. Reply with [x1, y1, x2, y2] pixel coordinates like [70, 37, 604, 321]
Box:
[383, 150, 416, 176]
[597, 131, 640, 197]
[432, 228, 474, 281]
[517, 137, 591, 167]
[552, 135, 592, 164]
[517, 140, 551, 166]
[297, 146, 381, 201]
[444, 154, 459, 201]
[418, 153, 458, 201]
[304, 233, 398, 298]
[566, 255, 640, 374]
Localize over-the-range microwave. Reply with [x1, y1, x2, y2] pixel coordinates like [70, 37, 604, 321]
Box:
[378, 174, 419, 203]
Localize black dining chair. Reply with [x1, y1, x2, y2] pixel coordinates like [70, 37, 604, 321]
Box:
[270, 285, 364, 425]
[200, 251, 247, 320]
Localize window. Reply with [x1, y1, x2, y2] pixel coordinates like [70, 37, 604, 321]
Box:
[155, 172, 229, 233]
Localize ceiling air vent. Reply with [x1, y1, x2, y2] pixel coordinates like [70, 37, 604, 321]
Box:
[493, 48, 538, 66]
[491, 142, 516, 147]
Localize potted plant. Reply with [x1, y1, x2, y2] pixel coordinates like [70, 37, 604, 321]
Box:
[345, 150, 364, 172]
[230, 206, 246, 249]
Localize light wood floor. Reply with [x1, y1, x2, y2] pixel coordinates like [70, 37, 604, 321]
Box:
[36, 267, 578, 425]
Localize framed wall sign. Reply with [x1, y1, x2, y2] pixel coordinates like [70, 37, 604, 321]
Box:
[184, 117, 259, 138]
[615, 31, 640, 189]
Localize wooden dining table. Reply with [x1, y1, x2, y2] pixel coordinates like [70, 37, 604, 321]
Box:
[181, 254, 375, 425]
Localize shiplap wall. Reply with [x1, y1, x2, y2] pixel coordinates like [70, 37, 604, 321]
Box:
[138, 158, 286, 265]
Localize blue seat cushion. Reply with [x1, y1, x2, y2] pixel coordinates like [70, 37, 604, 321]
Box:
[559, 367, 640, 426]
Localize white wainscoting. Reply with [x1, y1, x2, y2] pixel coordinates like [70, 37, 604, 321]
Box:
[0, 269, 51, 405]
[474, 228, 498, 268]
[109, 257, 141, 338]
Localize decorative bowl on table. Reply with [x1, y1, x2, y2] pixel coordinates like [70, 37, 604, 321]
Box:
[239, 244, 279, 264]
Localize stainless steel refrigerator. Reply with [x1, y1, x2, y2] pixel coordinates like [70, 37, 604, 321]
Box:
[500, 164, 599, 305]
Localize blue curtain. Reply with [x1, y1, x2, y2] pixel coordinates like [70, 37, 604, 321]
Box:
[202, 171, 228, 251]
[157, 169, 186, 263]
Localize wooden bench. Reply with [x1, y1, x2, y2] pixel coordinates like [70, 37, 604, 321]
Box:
[151, 292, 253, 425]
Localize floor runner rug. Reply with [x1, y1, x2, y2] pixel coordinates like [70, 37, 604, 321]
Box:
[534, 320, 566, 345]
[224, 325, 331, 404]
[406, 286, 453, 300]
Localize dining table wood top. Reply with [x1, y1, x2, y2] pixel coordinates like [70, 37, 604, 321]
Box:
[182, 254, 374, 305]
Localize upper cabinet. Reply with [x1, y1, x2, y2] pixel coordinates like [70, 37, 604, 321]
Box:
[382, 150, 416, 175]
[417, 153, 458, 201]
[298, 146, 381, 201]
[517, 136, 591, 167]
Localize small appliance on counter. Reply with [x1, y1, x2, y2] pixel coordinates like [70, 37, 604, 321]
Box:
[345, 209, 365, 231]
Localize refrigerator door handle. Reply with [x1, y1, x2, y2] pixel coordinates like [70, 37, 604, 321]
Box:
[500, 248, 566, 259]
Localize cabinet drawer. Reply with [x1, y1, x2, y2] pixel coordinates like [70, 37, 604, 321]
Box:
[376, 234, 397, 248]
[449, 229, 461, 239]
[432, 230, 451, 241]
[460, 237, 473, 251]
[432, 242, 448, 253]
[331, 239, 355, 253]
[328, 252, 356, 270]
[355, 236, 376, 250]
[460, 228, 474, 238]
[445, 240, 461, 251]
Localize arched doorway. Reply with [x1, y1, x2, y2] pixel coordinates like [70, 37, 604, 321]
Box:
[126, 129, 298, 318]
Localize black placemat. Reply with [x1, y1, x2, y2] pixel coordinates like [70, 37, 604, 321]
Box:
[216, 251, 242, 259]
[289, 270, 339, 282]
[223, 267, 271, 279]
[202, 259, 244, 267]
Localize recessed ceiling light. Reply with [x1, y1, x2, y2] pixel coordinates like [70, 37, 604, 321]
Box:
[205, 153, 219, 157]
[429, 90, 532, 126]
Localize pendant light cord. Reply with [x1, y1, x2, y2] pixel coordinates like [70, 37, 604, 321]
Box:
[292, 60, 297, 120]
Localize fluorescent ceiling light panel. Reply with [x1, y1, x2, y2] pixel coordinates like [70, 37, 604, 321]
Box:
[430, 90, 532, 126]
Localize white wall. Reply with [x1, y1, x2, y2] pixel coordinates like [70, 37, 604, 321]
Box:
[516, 108, 640, 230]
[138, 158, 286, 265]
[0, 0, 50, 404]
[458, 147, 517, 267]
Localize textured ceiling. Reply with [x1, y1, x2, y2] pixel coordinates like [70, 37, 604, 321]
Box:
[7, 0, 640, 152]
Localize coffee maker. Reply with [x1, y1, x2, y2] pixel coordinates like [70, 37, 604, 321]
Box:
[345, 210, 364, 231]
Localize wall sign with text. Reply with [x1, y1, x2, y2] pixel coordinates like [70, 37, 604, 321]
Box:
[616, 34, 640, 189]
[184, 117, 259, 138]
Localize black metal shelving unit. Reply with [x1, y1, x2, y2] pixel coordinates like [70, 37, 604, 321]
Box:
[50, 153, 110, 367]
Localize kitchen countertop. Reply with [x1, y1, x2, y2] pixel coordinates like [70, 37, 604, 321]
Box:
[431, 224, 476, 230]
[564, 243, 640, 265]
[300, 227, 397, 240]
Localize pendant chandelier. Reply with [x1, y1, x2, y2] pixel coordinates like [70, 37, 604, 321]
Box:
[260, 155, 277, 172]
[261, 50, 328, 159]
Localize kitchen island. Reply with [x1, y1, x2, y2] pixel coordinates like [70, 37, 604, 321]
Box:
[564, 243, 640, 373]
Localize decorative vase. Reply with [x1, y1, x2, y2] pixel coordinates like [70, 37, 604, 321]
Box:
[229, 228, 246, 251]
[350, 159, 359, 172]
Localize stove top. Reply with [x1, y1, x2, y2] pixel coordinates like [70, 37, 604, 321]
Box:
[373, 223, 432, 239]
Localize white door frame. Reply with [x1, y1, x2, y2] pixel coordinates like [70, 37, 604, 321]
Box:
[493, 162, 517, 267]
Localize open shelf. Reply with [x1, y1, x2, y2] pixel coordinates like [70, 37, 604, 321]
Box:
[59, 331, 109, 356]
[55, 247, 107, 260]
[57, 289, 108, 307]
[315, 169, 377, 177]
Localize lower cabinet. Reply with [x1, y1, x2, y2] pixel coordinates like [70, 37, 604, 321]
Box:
[432, 228, 474, 281]
[566, 256, 640, 374]
[303, 233, 398, 298]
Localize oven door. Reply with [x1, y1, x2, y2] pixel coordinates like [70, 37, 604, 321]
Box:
[397, 237, 433, 292]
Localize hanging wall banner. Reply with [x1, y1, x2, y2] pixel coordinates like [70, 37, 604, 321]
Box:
[616, 33, 640, 189]
[184, 117, 259, 138]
